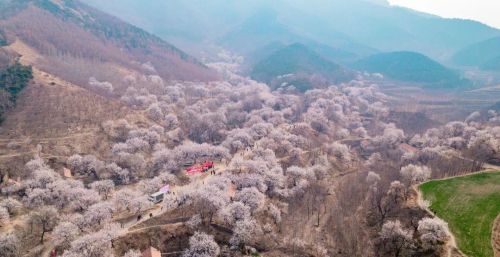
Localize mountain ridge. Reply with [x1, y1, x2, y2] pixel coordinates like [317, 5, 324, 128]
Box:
[83, 0, 500, 63]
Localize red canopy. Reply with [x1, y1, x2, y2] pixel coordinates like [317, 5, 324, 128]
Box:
[186, 161, 214, 175]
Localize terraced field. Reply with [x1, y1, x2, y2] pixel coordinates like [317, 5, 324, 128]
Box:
[420, 171, 500, 257]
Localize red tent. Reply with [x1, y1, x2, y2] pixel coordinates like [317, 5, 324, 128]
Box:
[186, 161, 214, 175]
[186, 166, 203, 174]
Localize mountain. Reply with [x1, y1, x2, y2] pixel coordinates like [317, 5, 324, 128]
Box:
[84, 0, 499, 62]
[217, 6, 376, 60]
[355, 51, 471, 89]
[490, 101, 500, 111]
[481, 56, 500, 71]
[251, 43, 355, 91]
[82, 0, 263, 57]
[452, 36, 500, 70]
[218, 8, 299, 55]
[286, 0, 500, 61]
[363, 0, 389, 6]
[82, 0, 377, 58]
[0, 0, 216, 89]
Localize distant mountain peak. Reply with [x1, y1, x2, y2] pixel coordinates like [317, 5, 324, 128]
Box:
[361, 0, 389, 6]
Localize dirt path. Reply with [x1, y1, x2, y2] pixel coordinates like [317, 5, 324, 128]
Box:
[127, 217, 191, 234]
[484, 163, 500, 171]
[451, 154, 500, 171]
[0, 131, 97, 143]
[40, 242, 55, 257]
[493, 214, 500, 257]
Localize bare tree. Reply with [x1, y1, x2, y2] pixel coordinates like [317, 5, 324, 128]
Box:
[30, 206, 58, 244]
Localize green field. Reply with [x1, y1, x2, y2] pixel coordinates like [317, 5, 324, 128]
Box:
[420, 171, 500, 257]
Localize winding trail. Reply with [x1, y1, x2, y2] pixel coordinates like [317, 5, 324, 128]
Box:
[0, 131, 97, 143]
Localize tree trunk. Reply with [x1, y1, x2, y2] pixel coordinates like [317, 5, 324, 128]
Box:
[40, 228, 46, 244]
[316, 207, 320, 227]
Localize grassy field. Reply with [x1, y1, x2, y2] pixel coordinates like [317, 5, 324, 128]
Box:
[420, 171, 500, 257]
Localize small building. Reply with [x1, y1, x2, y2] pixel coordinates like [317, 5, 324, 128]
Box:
[148, 192, 165, 204]
[63, 168, 72, 178]
[142, 247, 161, 257]
[399, 143, 418, 154]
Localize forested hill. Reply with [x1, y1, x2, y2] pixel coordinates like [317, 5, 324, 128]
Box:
[355, 51, 471, 89]
[251, 43, 355, 91]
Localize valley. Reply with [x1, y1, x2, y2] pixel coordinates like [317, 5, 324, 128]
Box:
[0, 1, 499, 257]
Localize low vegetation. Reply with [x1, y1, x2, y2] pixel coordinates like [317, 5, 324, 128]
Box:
[0, 61, 33, 122]
[420, 171, 500, 257]
[0, 31, 6, 46]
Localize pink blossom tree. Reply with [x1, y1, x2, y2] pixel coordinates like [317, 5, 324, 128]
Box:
[183, 231, 220, 257]
[52, 221, 80, 250]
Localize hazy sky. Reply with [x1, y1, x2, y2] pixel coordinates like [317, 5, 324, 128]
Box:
[388, 0, 500, 29]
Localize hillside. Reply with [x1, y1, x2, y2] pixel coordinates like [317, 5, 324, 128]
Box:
[0, 66, 150, 176]
[355, 51, 471, 89]
[490, 102, 500, 111]
[0, 0, 170, 174]
[452, 36, 500, 69]
[0, 61, 33, 123]
[0, 0, 216, 90]
[251, 43, 355, 91]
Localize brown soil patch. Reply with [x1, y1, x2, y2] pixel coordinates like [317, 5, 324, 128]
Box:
[493, 214, 500, 257]
[6, 39, 42, 65]
[460, 183, 500, 195]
